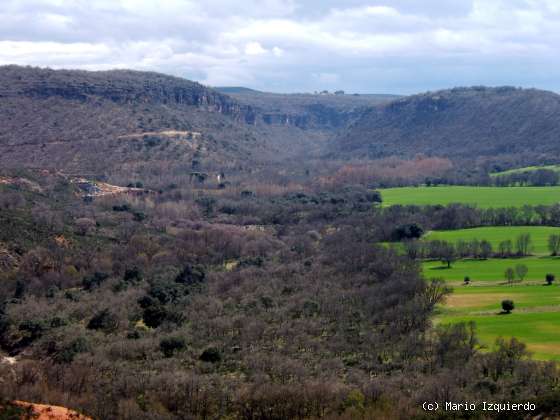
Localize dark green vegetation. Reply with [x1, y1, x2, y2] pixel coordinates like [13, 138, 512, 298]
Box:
[4, 67, 560, 419]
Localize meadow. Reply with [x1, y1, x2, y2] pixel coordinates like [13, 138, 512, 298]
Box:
[438, 284, 560, 360]
[490, 164, 560, 177]
[426, 226, 560, 255]
[380, 185, 560, 208]
[422, 256, 560, 284]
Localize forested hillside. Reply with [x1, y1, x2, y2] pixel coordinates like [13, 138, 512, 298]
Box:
[334, 86, 560, 163]
[4, 67, 560, 419]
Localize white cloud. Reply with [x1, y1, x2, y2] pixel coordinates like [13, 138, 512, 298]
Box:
[244, 41, 267, 55]
[1, 0, 560, 93]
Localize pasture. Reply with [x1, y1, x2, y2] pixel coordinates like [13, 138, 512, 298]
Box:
[425, 226, 560, 255]
[438, 284, 560, 360]
[422, 256, 560, 284]
[490, 164, 560, 177]
[380, 186, 560, 208]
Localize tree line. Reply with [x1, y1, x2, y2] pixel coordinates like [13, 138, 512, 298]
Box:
[403, 233, 560, 266]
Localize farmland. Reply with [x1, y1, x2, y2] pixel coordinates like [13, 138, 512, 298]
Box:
[426, 226, 560, 255]
[490, 164, 560, 177]
[423, 256, 560, 284]
[380, 185, 560, 208]
[438, 284, 560, 360]
[421, 223, 560, 360]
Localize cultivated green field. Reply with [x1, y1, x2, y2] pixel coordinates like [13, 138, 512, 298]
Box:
[426, 226, 560, 255]
[380, 186, 560, 208]
[423, 256, 560, 284]
[383, 184, 560, 360]
[490, 164, 560, 177]
[438, 284, 560, 360]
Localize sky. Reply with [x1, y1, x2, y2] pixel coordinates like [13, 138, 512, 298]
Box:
[1, 0, 560, 94]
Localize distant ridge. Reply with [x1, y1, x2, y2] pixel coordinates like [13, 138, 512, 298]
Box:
[333, 86, 560, 161]
[215, 86, 263, 94]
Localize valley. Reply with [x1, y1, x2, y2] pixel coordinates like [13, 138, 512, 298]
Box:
[3, 66, 560, 418]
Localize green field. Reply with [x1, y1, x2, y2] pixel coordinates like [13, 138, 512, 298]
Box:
[426, 226, 560, 255]
[383, 185, 560, 360]
[423, 256, 560, 284]
[438, 284, 560, 360]
[490, 164, 560, 177]
[380, 186, 560, 208]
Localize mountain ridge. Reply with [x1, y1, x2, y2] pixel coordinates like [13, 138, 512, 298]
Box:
[333, 85, 560, 163]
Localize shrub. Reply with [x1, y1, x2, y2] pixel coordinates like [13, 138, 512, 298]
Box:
[124, 267, 142, 283]
[200, 347, 221, 363]
[175, 265, 205, 286]
[391, 223, 424, 241]
[54, 336, 90, 363]
[82, 272, 109, 290]
[160, 336, 186, 357]
[142, 305, 168, 328]
[87, 309, 119, 333]
[501, 300, 514, 314]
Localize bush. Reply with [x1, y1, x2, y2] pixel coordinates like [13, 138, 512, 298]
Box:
[112, 204, 131, 212]
[160, 336, 186, 357]
[54, 336, 90, 363]
[501, 300, 514, 314]
[391, 223, 424, 241]
[142, 305, 168, 328]
[124, 267, 142, 283]
[87, 309, 119, 332]
[200, 347, 221, 363]
[175, 265, 205, 286]
[82, 272, 109, 290]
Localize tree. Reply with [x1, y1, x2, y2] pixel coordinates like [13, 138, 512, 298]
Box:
[463, 276, 470, 285]
[456, 240, 470, 258]
[87, 309, 119, 333]
[546, 273, 555, 286]
[439, 241, 456, 268]
[175, 264, 206, 286]
[498, 240, 513, 258]
[548, 234, 560, 256]
[505, 267, 515, 285]
[160, 336, 186, 357]
[515, 264, 528, 282]
[391, 223, 424, 241]
[515, 233, 532, 256]
[501, 299, 514, 314]
[75, 217, 96, 236]
[479, 240, 493, 259]
[404, 240, 421, 260]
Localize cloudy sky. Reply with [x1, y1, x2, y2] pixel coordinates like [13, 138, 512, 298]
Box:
[1, 0, 560, 94]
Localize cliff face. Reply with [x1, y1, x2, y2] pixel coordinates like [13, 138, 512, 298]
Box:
[0, 66, 265, 173]
[0, 65, 258, 122]
[215, 87, 398, 130]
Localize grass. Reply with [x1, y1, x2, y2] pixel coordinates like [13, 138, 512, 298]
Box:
[441, 284, 560, 313]
[422, 256, 560, 284]
[380, 186, 560, 208]
[431, 262, 560, 360]
[425, 226, 560, 255]
[490, 164, 560, 177]
[439, 310, 560, 360]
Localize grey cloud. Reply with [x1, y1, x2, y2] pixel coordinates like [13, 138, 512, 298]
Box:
[1, 0, 560, 94]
